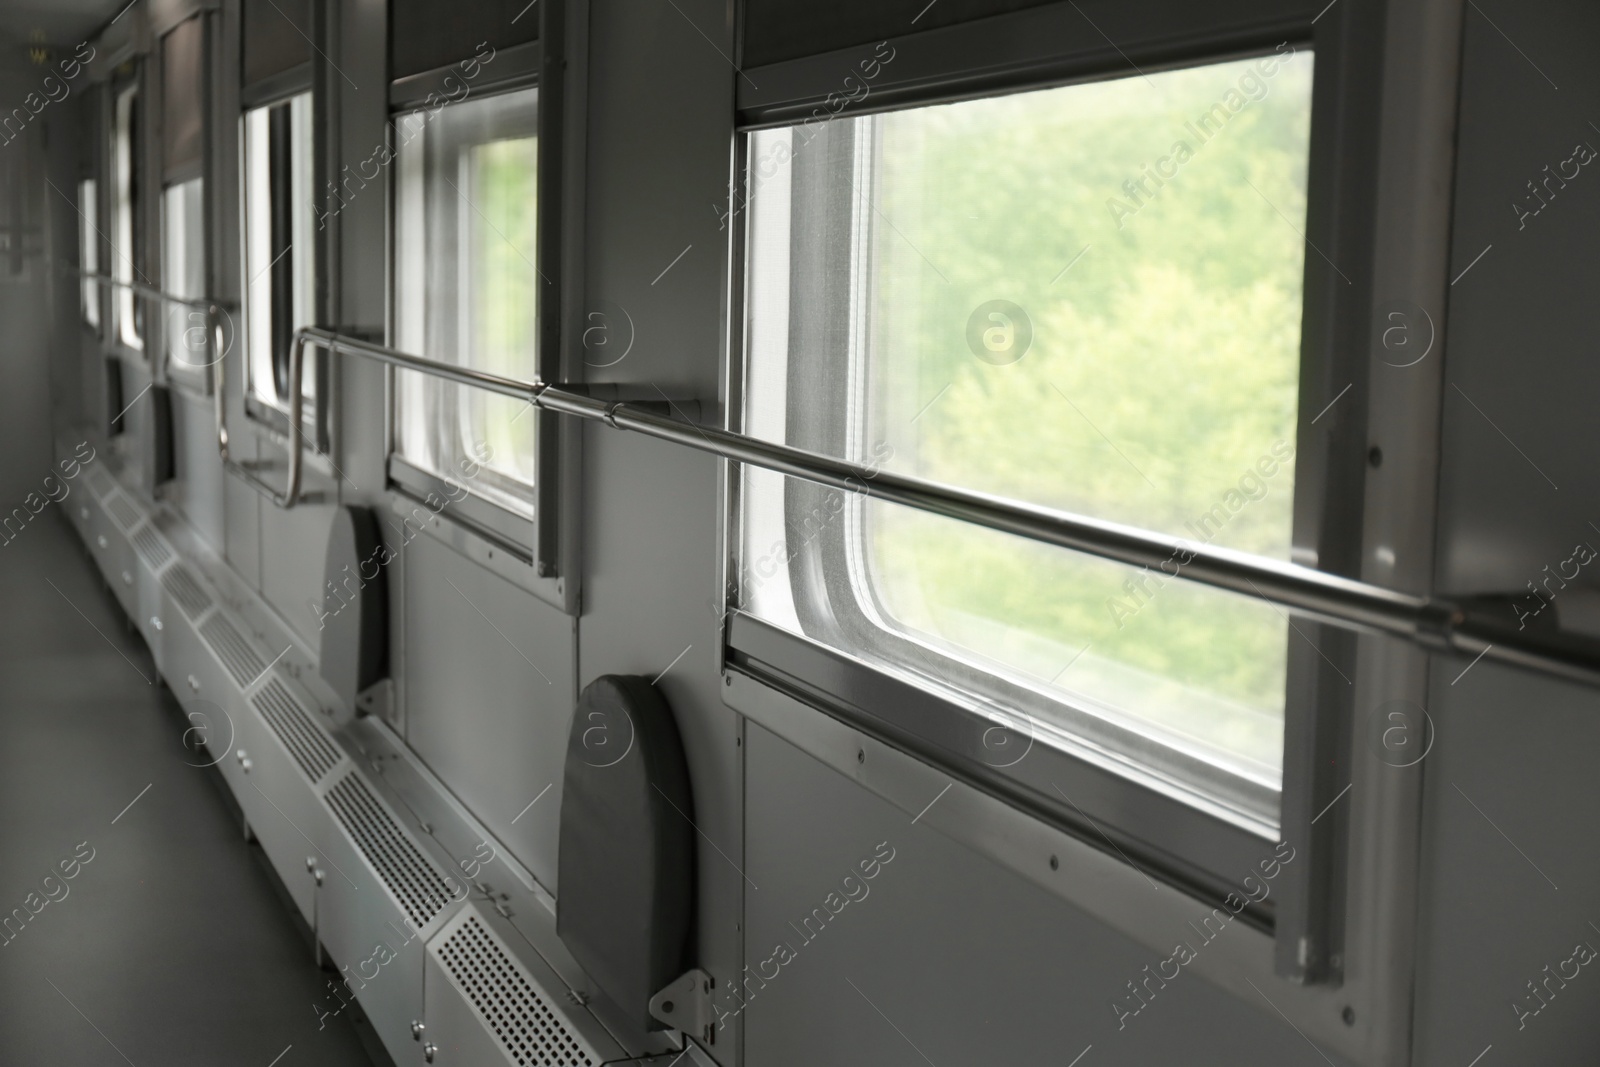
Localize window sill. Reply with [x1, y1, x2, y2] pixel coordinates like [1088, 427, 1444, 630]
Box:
[727, 612, 1278, 897]
[384, 464, 569, 614]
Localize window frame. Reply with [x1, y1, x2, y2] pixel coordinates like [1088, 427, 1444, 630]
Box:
[380, 35, 574, 610]
[161, 177, 208, 388]
[79, 176, 101, 331]
[723, 0, 1378, 973]
[238, 89, 320, 439]
[387, 79, 541, 541]
[110, 77, 145, 355]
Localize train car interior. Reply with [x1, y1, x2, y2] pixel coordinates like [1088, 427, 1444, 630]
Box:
[0, 0, 1597, 1064]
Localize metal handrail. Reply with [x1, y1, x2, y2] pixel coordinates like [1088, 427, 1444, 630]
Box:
[76, 270, 215, 312]
[59, 277, 1600, 691]
[213, 324, 309, 508]
[286, 326, 1600, 691]
[65, 267, 301, 506]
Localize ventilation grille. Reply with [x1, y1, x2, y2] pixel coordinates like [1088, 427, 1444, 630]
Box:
[252, 679, 341, 783]
[199, 614, 267, 688]
[162, 565, 212, 620]
[105, 493, 141, 532]
[130, 525, 172, 569]
[325, 772, 454, 928]
[438, 913, 597, 1067]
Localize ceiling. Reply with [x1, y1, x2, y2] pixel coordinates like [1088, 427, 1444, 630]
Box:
[0, 0, 127, 48]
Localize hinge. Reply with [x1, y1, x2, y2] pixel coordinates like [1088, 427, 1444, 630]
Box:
[648, 968, 715, 1045]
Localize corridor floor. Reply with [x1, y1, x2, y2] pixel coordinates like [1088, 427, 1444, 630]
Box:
[0, 511, 376, 1065]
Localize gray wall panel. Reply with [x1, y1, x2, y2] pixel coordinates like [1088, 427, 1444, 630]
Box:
[577, 1, 745, 1061]
[744, 723, 1355, 1067]
[332, 0, 390, 503]
[223, 433, 262, 590]
[1416, 3, 1600, 1066]
[1432, 2, 1600, 596]
[167, 388, 225, 551]
[583, 0, 733, 396]
[257, 485, 336, 645]
[402, 529, 576, 890]
[0, 94, 53, 505]
[1412, 661, 1600, 1067]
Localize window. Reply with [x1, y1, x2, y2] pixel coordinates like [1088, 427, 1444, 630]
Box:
[394, 87, 539, 519]
[163, 179, 206, 377]
[111, 84, 142, 350]
[738, 50, 1314, 832]
[242, 93, 316, 415]
[79, 178, 99, 327]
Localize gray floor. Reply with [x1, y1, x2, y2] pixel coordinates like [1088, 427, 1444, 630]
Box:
[0, 512, 376, 1066]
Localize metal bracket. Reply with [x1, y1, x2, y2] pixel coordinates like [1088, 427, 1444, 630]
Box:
[355, 678, 394, 719]
[558, 382, 703, 421]
[648, 969, 715, 1044]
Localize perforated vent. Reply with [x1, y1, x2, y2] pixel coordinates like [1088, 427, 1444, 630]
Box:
[199, 614, 267, 688]
[437, 913, 597, 1067]
[106, 493, 141, 532]
[325, 772, 454, 928]
[162, 565, 211, 620]
[252, 679, 341, 783]
[131, 525, 172, 569]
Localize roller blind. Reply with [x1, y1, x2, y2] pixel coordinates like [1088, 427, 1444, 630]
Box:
[389, 0, 538, 82]
[243, 0, 311, 91]
[741, 0, 1060, 67]
[162, 17, 203, 184]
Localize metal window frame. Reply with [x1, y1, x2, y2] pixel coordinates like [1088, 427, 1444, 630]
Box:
[109, 73, 148, 359]
[756, 63, 1300, 825]
[79, 176, 103, 332]
[722, 0, 1382, 984]
[381, 0, 575, 604]
[237, 89, 324, 441]
[159, 177, 211, 393]
[383, 76, 542, 541]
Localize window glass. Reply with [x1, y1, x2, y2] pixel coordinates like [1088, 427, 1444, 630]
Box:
[242, 93, 316, 412]
[739, 50, 1313, 824]
[112, 85, 142, 350]
[394, 88, 539, 517]
[163, 178, 206, 375]
[79, 178, 99, 327]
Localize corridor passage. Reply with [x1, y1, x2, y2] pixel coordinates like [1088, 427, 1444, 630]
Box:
[0, 512, 373, 1066]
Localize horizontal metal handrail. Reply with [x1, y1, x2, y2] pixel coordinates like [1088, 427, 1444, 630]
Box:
[64, 268, 305, 507]
[291, 327, 1600, 691]
[59, 282, 1600, 690]
[70, 267, 236, 462]
[74, 269, 214, 312]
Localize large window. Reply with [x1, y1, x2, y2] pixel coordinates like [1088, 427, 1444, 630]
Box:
[111, 84, 142, 350]
[163, 179, 205, 377]
[738, 50, 1313, 831]
[242, 93, 315, 415]
[394, 87, 539, 519]
[79, 178, 99, 328]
